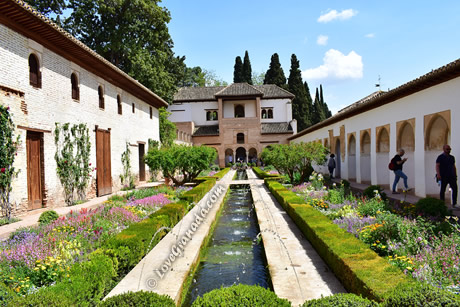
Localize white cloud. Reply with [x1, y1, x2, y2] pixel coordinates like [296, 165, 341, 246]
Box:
[318, 9, 358, 23]
[365, 33, 375, 38]
[302, 49, 363, 81]
[316, 35, 328, 46]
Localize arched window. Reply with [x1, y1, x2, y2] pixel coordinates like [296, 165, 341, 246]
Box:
[71, 73, 79, 100]
[29, 54, 41, 88]
[206, 111, 211, 121]
[98, 86, 104, 109]
[150, 107, 153, 119]
[237, 133, 244, 144]
[212, 111, 218, 120]
[117, 95, 122, 115]
[261, 109, 267, 118]
[235, 105, 245, 118]
[132, 103, 135, 113]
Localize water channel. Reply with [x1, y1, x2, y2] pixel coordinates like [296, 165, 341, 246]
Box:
[183, 171, 270, 305]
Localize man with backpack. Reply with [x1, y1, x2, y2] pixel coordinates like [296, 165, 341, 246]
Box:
[436, 144, 458, 208]
[391, 149, 411, 194]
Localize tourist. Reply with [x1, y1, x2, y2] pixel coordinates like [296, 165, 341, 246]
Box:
[228, 154, 233, 164]
[328, 154, 336, 179]
[391, 149, 410, 194]
[436, 144, 458, 207]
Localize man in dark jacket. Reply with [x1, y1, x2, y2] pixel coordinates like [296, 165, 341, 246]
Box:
[436, 144, 458, 207]
[391, 149, 410, 194]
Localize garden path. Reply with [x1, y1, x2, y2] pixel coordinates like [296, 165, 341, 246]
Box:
[0, 181, 163, 241]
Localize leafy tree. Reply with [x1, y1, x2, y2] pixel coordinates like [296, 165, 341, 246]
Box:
[261, 142, 327, 184]
[203, 69, 228, 86]
[320, 85, 332, 118]
[159, 107, 176, 147]
[288, 54, 311, 131]
[252, 71, 265, 85]
[312, 88, 326, 125]
[264, 53, 286, 88]
[180, 66, 205, 87]
[0, 105, 20, 219]
[233, 56, 244, 83]
[242, 50, 253, 84]
[29, 0, 185, 103]
[144, 145, 216, 185]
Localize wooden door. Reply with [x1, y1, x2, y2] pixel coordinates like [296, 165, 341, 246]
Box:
[96, 128, 112, 196]
[27, 131, 43, 210]
[138, 143, 145, 181]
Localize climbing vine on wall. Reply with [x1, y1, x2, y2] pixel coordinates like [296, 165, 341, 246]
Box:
[0, 105, 20, 219]
[120, 142, 135, 190]
[54, 123, 93, 205]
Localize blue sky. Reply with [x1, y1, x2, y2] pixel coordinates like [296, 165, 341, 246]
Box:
[162, 0, 460, 114]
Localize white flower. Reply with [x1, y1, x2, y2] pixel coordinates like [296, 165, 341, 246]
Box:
[332, 183, 336, 187]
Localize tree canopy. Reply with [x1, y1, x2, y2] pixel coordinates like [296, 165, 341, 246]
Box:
[264, 53, 286, 88]
[144, 145, 216, 185]
[28, 0, 185, 103]
[159, 107, 176, 147]
[261, 142, 327, 184]
[242, 51, 253, 84]
[288, 54, 312, 131]
[233, 56, 244, 83]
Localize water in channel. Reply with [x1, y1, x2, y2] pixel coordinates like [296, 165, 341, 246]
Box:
[183, 182, 271, 306]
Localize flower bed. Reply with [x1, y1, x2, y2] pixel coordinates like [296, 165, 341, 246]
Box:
[291, 174, 460, 295]
[0, 185, 187, 297]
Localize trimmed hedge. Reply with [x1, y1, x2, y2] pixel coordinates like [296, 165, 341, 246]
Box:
[252, 167, 281, 179]
[180, 177, 217, 203]
[14, 178, 218, 306]
[38, 210, 59, 225]
[382, 282, 460, 306]
[260, 168, 413, 302]
[303, 293, 378, 306]
[191, 284, 291, 306]
[100, 291, 175, 307]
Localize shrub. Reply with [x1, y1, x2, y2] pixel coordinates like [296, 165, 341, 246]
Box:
[382, 282, 460, 306]
[38, 210, 59, 225]
[100, 291, 175, 307]
[191, 284, 291, 307]
[363, 185, 387, 201]
[0, 283, 15, 307]
[357, 198, 388, 217]
[303, 293, 379, 306]
[415, 197, 450, 219]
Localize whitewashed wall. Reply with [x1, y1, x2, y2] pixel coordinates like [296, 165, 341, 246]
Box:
[260, 98, 291, 122]
[0, 24, 160, 210]
[291, 77, 460, 198]
[168, 101, 219, 126]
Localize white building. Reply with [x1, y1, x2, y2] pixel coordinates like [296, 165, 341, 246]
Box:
[289, 59, 460, 200]
[0, 0, 166, 213]
[168, 83, 297, 166]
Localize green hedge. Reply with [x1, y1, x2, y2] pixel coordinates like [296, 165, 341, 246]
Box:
[14, 178, 217, 306]
[265, 179, 413, 301]
[191, 284, 291, 306]
[252, 167, 281, 179]
[100, 291, 175, 307]
[213, 167, 230, 180]
[180, 178, 217, 203]
[303, 293, 378, 306]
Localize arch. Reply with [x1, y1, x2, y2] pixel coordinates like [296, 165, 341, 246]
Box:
[225, 148, 234, 165]
[261, 109, 267, 119]
[98, 86, 105, 109]
[235, 104, 245, 118]
[348, 134, 356, 180]
[206, 111, 211, 121]
[248, 148, 257, 164]
[236, 147, 247, 163]
[335, 138, 341, 178]
[117, 95, 122, 115]
[361, 131, 371, 155]
[237, 133, 244, 144]
[426, 115, 449, 150]
[398, 122, 415, 152]
[29, 54, 41, 88]
[267, 109, 273, 119]
[71, 73, 79, 100]
[377, 127, 390, 153]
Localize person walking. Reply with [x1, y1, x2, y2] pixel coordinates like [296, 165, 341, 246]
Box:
[328, 154, 336, 179]
[391, 149, 410, 194]
[436, 144, 458, 207]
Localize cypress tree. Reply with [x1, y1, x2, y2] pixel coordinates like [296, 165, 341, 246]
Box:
[233, 56, 243, 83]
[242, 51, 253, 84]
[320, 84, 332, 118]
[287, 54, 311, 131]
[264, 53, 286, 87]
[304, 81, 314, 126]
[312, 87, 326, 124]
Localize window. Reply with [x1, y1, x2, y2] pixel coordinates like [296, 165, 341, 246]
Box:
[29, 54, 41, 88]
[206, 110, 218, 121]
[149, 107, 153, 119]
[237, 133, 244, 144]
[234, 104, 245, 118]
[117, 95, 122, 115]
[261, 107, 273, 119]
[71, 73, 79, 100]
[132, 103, 135, 113]
[98, 86, 104, 109]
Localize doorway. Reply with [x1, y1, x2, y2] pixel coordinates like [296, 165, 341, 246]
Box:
[96, 127, 112, 196]
[138, 143, 145, 181]
[27, 131, 44, 210]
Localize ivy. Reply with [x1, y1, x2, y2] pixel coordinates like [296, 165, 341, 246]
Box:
[0, 105, 20, 219]
[54, 123, 93, 206]
[120, 142, 135, 190]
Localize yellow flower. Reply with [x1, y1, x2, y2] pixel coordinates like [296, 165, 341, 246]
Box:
[381, 245, 386, 249]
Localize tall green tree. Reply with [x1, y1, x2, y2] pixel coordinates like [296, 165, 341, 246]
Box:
[242, 51, 253, 84]
[304, 81, 314, 123]
[233, 56, 244, 83]
[312, 88, 326, 125]
[159, 107, 176, 147]
[29, 0, 185, 103]
[319, 85, 332, 118]
[180, 66, 206, 87]
[264, 53, 286, 88]
[288, 54, 311, 131]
